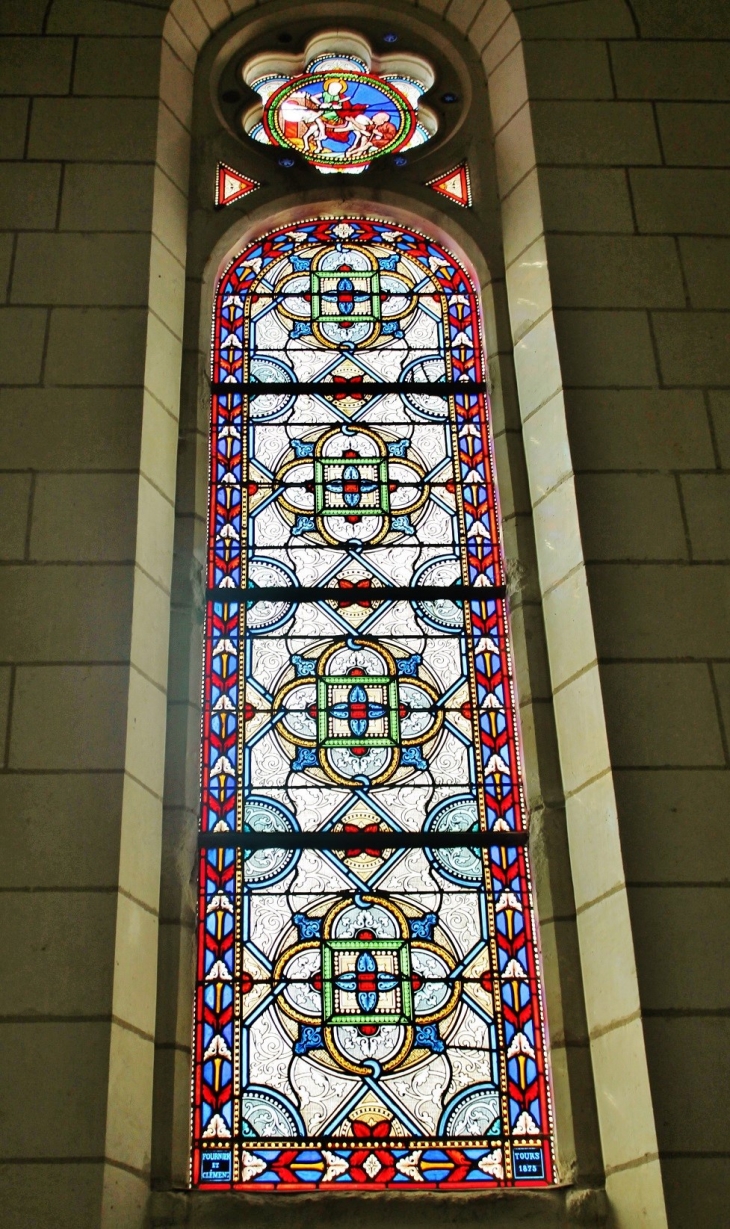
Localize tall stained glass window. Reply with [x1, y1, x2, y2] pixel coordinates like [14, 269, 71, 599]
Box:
[192, 218, 555, 1191]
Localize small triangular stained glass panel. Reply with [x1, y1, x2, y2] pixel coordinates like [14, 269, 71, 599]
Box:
[425, 162, 472, 208]
[216, 163, 260, 208]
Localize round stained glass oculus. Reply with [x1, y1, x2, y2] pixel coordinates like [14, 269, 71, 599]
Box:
[263, 71, 416, 170]
[240, 32, 437, 174]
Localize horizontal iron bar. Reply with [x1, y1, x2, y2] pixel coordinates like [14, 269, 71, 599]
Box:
[206, 584, 506, 603]
[221, 290, 432, 301]
[211, 381, 486, 396]
[254, 480, 450, 490]
[199, 830, 528, 851]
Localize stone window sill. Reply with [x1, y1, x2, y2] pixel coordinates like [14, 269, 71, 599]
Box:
[148, 1185, 608, 1229]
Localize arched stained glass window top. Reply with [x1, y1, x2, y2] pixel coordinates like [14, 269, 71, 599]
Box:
[192, 218, 555, 1191]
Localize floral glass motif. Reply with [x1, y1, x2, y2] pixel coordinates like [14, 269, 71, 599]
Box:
[242, 33, 436, 174]
[193, 217, 555, 1191]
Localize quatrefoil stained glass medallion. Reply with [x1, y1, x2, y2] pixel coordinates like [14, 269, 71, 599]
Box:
[240, 31, 438, 174]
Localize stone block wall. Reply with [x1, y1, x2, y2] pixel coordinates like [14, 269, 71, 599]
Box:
[0, 2, 187, 1223]
[482, 7, 730, 1223]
